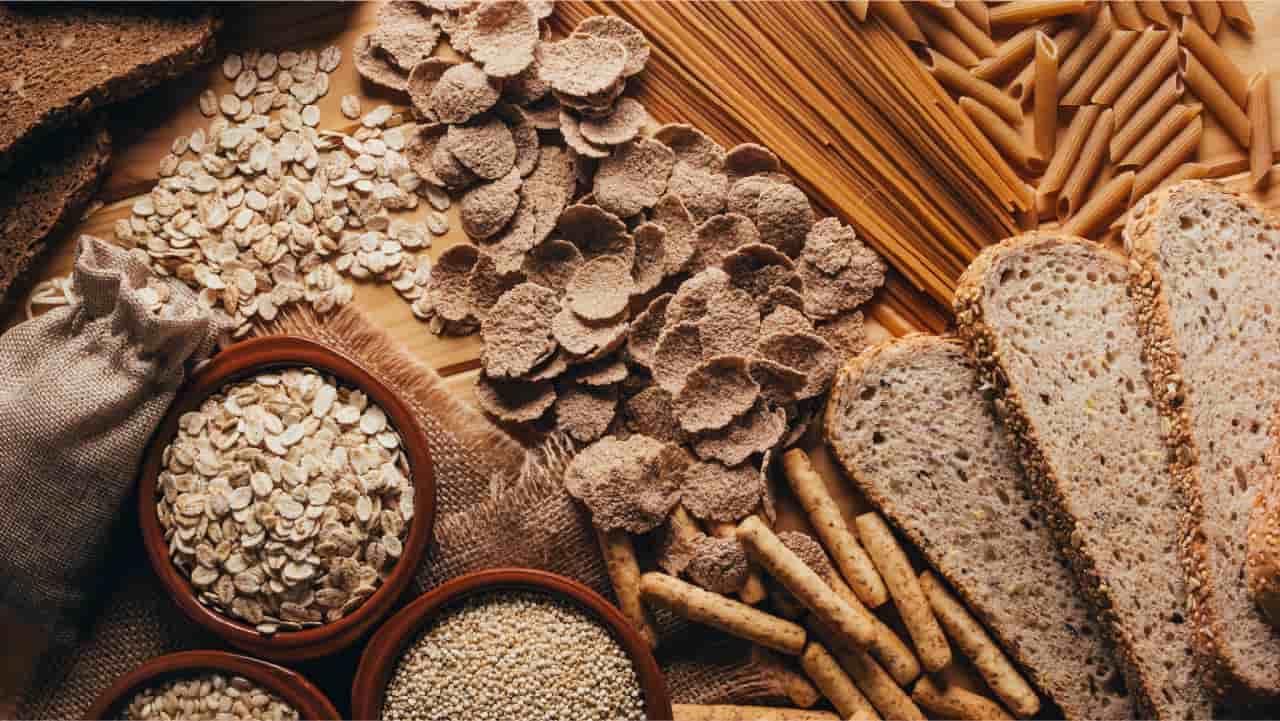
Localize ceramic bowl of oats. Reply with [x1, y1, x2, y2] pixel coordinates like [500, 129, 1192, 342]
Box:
[86, 650, 340, 720]
[137, 336, 435, 661]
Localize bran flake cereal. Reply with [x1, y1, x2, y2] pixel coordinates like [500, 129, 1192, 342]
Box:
[673, 356, 760, 434]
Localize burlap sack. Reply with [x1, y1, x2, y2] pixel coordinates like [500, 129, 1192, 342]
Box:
[16, 302, 779, 718]
[0, 237, 229, 706]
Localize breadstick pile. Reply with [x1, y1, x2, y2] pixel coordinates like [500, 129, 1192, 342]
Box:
[867, 0, 1273, 241]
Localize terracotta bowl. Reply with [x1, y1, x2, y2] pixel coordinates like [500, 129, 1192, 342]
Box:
[85, 650, 340, 720]
[351, 568, 672, 720]
[137, 335, 436, 662]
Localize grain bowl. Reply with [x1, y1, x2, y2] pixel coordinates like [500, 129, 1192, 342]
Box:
[137, 336, 435, 661]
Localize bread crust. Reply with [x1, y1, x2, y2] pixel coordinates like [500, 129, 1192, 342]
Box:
[824, 332, 1133, 720]
[1124, 179, 1280, 706]
[953, 232, 1169, 719]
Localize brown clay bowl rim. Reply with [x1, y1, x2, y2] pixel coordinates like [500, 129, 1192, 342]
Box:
[351, 568, 672, 720]
[84, 650, 341, 720]
[136, 335, 436, 662]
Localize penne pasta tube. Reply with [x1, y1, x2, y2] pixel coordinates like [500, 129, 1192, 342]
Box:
[1110, 0, 1146, 29]
[919, 47, 1024, 126]
[1061, 30, 1138, 106]
[959, 96, 1044, 173]
[1041, 104, 1103, 194]
[873, 0, 927, 44]
[597, 528, 660, 648]
[919, 572, 1042, 718]
[911, 5, 981, 68]
[800, 642, 881, 721]
[1178, 15, 1248, 107]
[1165, 0, 1193, 16]
[1249, 72, 1272, 188]
[912, 677, 1013, 721]
[707, 518, 769, 604]
[957, 0, 990, 34]
[1179, 48, 1250, 147]
[809, 618, 927, 721]
[1119, 103, 1202, 168]
[1058, 107, 1115, 219]
[1067, 170, 1136, 236]
[1134, 125, 1199, 202]
[1056, 5, 1115, 94]
[672, 704, 840, 721]
[1156, 161, 1212, 192]
[1194, 1, 1223, 34]
[640, 572, 808, 655]
[1137, 0, 1173, 27]
[974, 19, 1061, 82]
[1020, 186, 1041, 230]
[1220, 0, 1255, 35]
[1113, 31, 1179, 125]
[1008, 24, 1082, 103]
[1091, 27, 1168, 105]
[850, 0, 870, 22]
[1034, 32, 1058, 158]
[1113, 74, 1184, 160]
[934, 4, 997, 59]
[989, 0, 1087, 27]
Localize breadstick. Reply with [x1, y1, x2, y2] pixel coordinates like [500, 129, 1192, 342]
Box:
[828, 568, 922, 686]
[597, 528, 658, 648]
[1008, 24, 1081, 104]
[1113, 31, 1179, 125]
[781, 449, 887, 608]
[1165, 0, 1192, 16]
[921, 48, 1023, 126]
[708, 519, 768, 604]
[1056, 5, 1115, 93]
[1179, 48, 1250, 147]
[801, 642, 881, 721]
[1192, 0, 1222, 34]
[911, 5, 981, 68]
[755, 646, 822, 708]
[1249, 72, 1272, 189]
[919, 571, 1041, 718]
[1220, 0, 1255, 35]
[1113, 74, 1184, 161]
[640, 572, 806, 655]
[989, 0, 1086, 27]
[959, 97, 1044, 173]
[673, 704, 839, 721]
[1033, 32, 1058, 158]
[771, 585, 807, 619]
[854, 513, 951, 672]
[1110, 0, 1146, 29]
[934, 4, 997, 58]
[1058, 107, 1114, 219]
[1065, 171, 1135, 237]
[1130, 117, 1202, 200]
[873, 0, 926, 44]
[1092, 27, 1168, 105]
[974, 20, 1060, 83]
[738, 516, 877, 651]
[1137, 0, 1172, 27]
[1061, 30, 1138, 106]
[1178, 15, 1248, 107]
[1041, 105, 1102, 195]
[912, 676, 1013, 721]
[809, 618, 927, 721]
[1118, 103, 1201, 168]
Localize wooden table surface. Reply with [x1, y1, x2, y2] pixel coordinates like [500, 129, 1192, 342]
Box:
[5, 1, 1280, 717]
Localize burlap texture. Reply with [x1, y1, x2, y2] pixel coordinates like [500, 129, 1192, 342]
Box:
[16, 300, 778, 718]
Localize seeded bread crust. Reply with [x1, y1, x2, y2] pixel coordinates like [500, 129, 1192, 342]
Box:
[824, 333, 1133, 720]
[1124, 180, 1280, 707]
[0, 5, 219, 173]
[954, 232, 1211, 720]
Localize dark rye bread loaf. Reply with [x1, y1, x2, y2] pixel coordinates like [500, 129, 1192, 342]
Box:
[0, 124, 111, 309]
[954, 233, 1213, 720]
[824, 334, 1133, 720]
[1126, 180, 1280, 705]
[0, 4, 218, 173]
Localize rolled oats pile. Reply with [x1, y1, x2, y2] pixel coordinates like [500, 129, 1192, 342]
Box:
[157, 367, 414, 635]
[123, 673, 298, 721]
[381, 591, 645, 721]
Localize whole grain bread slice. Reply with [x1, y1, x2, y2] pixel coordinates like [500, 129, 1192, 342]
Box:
[954, 232, 1212, 720]
[1125, 180, 1280, 706]
[0, 4, 218, 173]
[0, 124, 111, 310]
[825, 334, 1133, 720]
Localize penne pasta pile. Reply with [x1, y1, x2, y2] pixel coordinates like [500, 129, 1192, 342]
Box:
[881, 0, 1272, 240]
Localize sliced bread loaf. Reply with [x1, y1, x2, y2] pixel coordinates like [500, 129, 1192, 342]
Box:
[1126, 180, 1280, 704]
[954, 232, 1212, 720]
[0, 4, 218, 172]
[0, 124, 111, 310]
[825, 334, 1133, 720]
